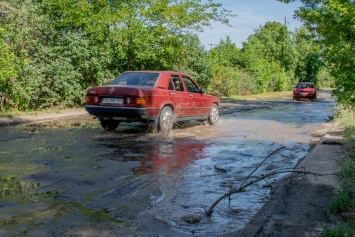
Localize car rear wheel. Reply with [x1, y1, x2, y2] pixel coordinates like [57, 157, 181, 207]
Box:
[100, 119, 119, 131]
[158, 106, 174, 134]
[208, 103, 219, 125]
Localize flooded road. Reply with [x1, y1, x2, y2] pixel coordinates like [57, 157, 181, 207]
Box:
[0, 91, 335, 236]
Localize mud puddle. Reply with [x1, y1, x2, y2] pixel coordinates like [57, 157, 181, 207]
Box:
[0, 95, 336, 236]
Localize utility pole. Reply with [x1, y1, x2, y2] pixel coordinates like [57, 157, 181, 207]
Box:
[208, 44, 218, 49]
[284, 15, 289, 26]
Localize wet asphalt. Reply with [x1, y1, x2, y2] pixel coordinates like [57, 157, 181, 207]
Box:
[0, 91, 336, 236]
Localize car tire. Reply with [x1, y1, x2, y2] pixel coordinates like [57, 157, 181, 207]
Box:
[158, 106, 174, 134]
[100, 119, 119, 131]
[208, 103, 219, 125]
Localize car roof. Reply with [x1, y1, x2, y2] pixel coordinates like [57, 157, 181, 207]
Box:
[122, 70, 190, 76]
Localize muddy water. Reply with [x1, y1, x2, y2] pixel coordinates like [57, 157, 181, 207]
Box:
[0, 93, 335, 236]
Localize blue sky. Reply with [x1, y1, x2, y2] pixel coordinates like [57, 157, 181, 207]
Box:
[198, 0, 303, 49]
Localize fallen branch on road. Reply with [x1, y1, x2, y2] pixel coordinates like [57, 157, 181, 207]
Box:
[205, 145, 337, 216]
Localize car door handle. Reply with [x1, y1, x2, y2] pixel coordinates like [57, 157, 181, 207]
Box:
[189, 94, 193, 97]
[170, 93, 176, 96]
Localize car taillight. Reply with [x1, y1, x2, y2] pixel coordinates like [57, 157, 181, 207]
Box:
[86, 96, 100, 103]
[125, 97, 146, 105]
[136, 98, 146, 104]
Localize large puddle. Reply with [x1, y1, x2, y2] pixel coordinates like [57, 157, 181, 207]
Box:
[141, 100, 335, 235]
[0, 95, 336, 236]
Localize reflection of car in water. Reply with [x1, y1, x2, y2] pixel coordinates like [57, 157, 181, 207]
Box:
[132, 138, 208, 175]
[85, 71, 220, 133]
[293, 82, 317, 101]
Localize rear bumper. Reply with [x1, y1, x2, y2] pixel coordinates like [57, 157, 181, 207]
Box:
[293, 93, 316, 99]
[85, 105, 158, 121]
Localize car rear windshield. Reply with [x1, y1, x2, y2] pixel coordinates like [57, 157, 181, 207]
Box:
[110, 72, 160, 87]
[296, 83, 314, 88]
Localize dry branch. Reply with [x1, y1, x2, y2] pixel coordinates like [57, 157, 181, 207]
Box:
[204, 145, 337, 216]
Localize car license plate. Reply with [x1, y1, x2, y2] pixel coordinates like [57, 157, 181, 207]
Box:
[301, 93, 308, 96]
[102, 97, 123, 104]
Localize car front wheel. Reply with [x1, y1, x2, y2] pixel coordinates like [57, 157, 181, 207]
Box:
[208, 103, 219, 125]
[158, 106, 174, 134]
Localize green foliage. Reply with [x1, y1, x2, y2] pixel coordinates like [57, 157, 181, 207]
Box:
[0, 27, 18, 111]
[208, 65, 255, 97]
[1, 0, 231, 111]
[326, 182, 352, 215]
[293, 27, 324, 85]
[0, 0, 339, 110]
[174, 34, 213, 89]
[21, 33, 113, 109]
[239, 22, 296, 93]
[279, 0, 355, 107]
[324, 107, 355, 236]
[208, 37, 240, 67]
[323, 222, 355, 237]
[317, 67, 335, 88]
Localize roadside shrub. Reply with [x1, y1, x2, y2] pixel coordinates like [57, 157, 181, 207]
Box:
[323, 222, 355, 237]
[21, 33, 113, 110]
[324, 106, 355, 237]
[208, 65, 257, 97]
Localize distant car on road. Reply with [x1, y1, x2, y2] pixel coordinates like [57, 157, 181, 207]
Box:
[293, 82, 317, 101]
[85, 71, 220, 132]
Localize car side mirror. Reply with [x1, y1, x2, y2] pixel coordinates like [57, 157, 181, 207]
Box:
[199, 88, 205, 94]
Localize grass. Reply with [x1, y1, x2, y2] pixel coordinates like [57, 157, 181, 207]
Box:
[223, 91, 292, 100]
[0, 107, 84, 120]
[323, 106, 355, 237]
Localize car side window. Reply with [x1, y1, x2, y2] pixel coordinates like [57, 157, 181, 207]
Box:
[169, 75, 184, 91]
[182, 76, 199, 93]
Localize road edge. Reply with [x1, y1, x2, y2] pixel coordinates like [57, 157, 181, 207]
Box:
[0, 108, 88, 127]
[221, 121, 344, 237]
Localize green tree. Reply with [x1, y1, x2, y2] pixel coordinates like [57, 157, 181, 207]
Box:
[240, 21, 295, 92]
[207, 37, 256, 96]
[279, 0, 355, 107]
[174, 33, 213, 89]
[41, 0, 232, 72]
[1, 0, 232, 111]
[21, 33, 113, 109]
[293, 26, 324, 85]
[208, 36, 240, 67]
[0, 27, 18, 110]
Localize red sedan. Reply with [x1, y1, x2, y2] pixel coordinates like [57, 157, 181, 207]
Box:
[85, 71, 220, 132]
[293, 82, 318, 101]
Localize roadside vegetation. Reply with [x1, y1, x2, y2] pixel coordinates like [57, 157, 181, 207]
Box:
[323, 107, 355, 237]
[0, 0, 337, 112]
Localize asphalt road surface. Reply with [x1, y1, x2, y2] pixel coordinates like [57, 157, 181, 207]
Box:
[0, 90, 337, 236]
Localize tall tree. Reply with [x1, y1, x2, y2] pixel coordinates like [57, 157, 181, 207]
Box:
[41, 0, 232, 72]
[208, 36, 239, 67]
[293, 26, 323, 85]
[174, 33, 213, 89]
[279, 0, 355, 107]
[0, 27, 18, 110]
[240, 22, 295, 92]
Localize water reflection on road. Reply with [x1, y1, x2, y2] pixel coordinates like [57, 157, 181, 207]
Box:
[149, 99, 335, 235]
